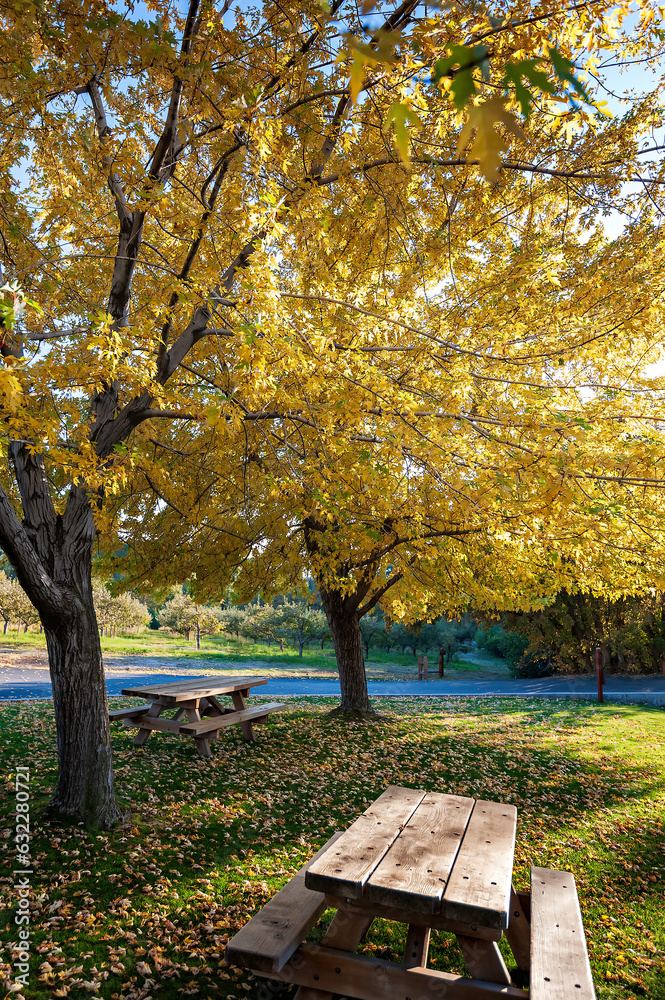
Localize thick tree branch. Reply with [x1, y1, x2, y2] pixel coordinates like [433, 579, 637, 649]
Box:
[0, 306, 59, 569]
[0, 484, 62, 614]
[159, 0, 421, 384]
[86, 79, 131, 226]
[356, 572, 404, 617]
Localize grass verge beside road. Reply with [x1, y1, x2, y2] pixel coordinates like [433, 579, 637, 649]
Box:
[0, 629, 510, 680]
[0, 697, 663, 999]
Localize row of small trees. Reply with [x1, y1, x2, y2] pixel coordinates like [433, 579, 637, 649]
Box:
[164, 589, 665, 674]
[92, 581, 149, 636]
[13, 570, 664, 675]
[156, 594, 479, 660]
[0, 574, 150, 637]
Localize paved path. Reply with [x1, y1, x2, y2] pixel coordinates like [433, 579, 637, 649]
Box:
[1, 667, 664, 705]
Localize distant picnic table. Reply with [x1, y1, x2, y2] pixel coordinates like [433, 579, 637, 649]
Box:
[109, 676, 284, 757]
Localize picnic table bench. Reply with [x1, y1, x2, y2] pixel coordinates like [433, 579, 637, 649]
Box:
[109, 676, 284, 757]
[227, 785, 595, 999]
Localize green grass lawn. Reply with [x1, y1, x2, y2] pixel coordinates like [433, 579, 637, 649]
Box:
[0, 697, 662, 1000]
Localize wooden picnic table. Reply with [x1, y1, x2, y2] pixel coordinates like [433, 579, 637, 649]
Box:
[227, 784, 596, 999]
[108, 676, 284, 757]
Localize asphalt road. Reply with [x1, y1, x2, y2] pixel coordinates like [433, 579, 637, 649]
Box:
[1, 666, 664, 705]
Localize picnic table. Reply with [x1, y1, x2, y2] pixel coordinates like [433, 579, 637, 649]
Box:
[108, 676, 284, 757]
[227, 785, 596, 999]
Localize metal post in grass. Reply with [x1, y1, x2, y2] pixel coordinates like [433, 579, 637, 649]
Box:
[595, 646, 604, 702]
[439, 647, 444, 678]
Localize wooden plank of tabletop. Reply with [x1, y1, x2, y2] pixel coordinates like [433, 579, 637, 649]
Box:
[305, 786, 426, 898]
[121, 676, 269, 701]
[442, 799, 517, 929]
[366, 792, 475, 914]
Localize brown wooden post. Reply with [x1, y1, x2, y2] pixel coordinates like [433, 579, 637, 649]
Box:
[439, 648, 444, 678]
[595, 646, 604, 702]
[417, 655, 423, 680]
[423, 655, 428, 681]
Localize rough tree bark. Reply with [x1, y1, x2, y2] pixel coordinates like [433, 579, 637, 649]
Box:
[0, 480, 123, 828]
[44, 582, 119, 827]
[319, 586, 375, 717]
[303, 515, 407, 719]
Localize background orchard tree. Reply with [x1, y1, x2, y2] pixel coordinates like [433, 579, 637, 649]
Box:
[1, 0, 665, 822]
[218, 606, 249, 640]
[358, 609, 388, 661]
[272, 602, 330, 658]
[160, 592, 222, 648]
[92, 579, 149, 636]
[0, 573, 41, 634]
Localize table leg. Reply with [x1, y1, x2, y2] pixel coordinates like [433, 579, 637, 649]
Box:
[504, 884, 530, 973]
[292, 907, 374, 1000]
[456, 935, 511, 985]
[231, 690, 255, 742]
[404, 924, 431, 969]
[185, 706, 212, 757]
[198, 697, 224, 742]
[133, 702, 163, 746]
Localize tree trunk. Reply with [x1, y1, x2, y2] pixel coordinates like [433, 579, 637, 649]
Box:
[43, 586, 121, 828]
[298, 640, 303, 657]
[2, 619, 7, 634]
[279, 638, 283, 651]
[320, 587, 376, 717]
[0, 479, 123, 829]
[196, 622, 201, 649]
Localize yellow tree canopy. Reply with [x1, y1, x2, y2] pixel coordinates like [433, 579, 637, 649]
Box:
[0, 0, 662, 622]
[0, 0, 665, 745]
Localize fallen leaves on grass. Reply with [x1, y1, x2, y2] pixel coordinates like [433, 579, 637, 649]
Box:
[0, 697, 663, 1000]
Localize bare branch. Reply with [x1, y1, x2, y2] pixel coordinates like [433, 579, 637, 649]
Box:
[281, 88, 350, 117]
[356, 572, 404, 617]
[138, 408, 202, 421]
[26, 328, 83, 342]
[317, 155, 665, 188]
[86, 79, 131, 226]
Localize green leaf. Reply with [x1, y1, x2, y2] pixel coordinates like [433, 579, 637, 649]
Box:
[549, 47, 590, 103]
[385, 102, 423, 163]
[432, 44, 489, 109]
[450, 68, 477, 110]
[503, 59, 555, 117]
